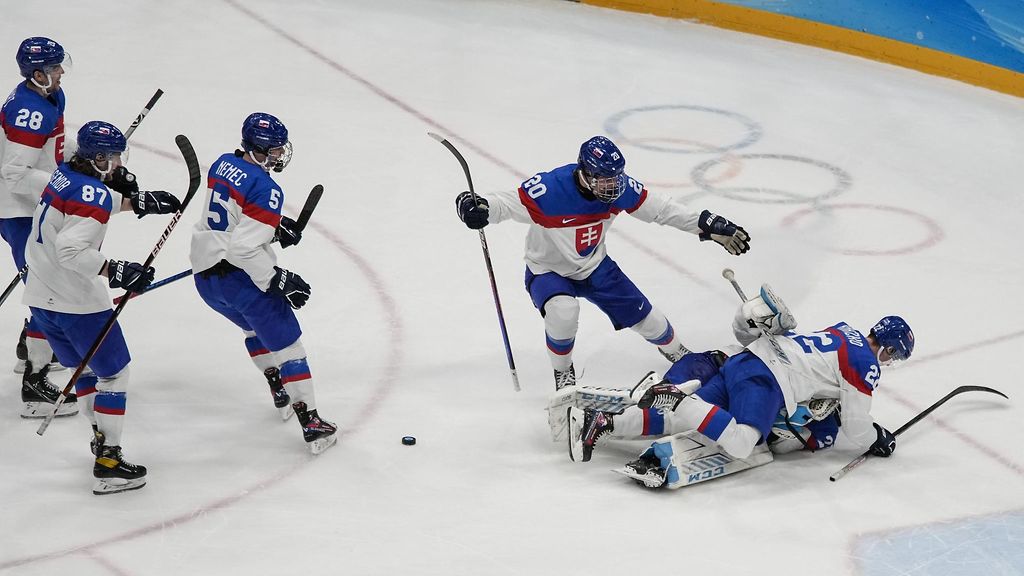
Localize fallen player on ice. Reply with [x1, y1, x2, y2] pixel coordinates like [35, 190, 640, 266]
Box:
[550, 282, 914, 489]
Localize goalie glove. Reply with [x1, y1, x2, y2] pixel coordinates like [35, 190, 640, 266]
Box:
[732, 283, 797, 345]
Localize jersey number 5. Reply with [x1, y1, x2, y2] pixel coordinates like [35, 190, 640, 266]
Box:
[207, 187, 231, 231]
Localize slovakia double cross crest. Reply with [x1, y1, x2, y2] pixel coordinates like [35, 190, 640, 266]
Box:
[575, 223, 603, 257]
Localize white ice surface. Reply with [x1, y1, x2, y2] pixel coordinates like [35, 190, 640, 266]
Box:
[1, 1, 1022, 575]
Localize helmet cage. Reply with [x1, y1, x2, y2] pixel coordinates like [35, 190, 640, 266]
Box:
[76, 121, 128, 179]
[241, 113, 291, 172]
[582, 170, 626, 202]
[578, 136, 626, 203]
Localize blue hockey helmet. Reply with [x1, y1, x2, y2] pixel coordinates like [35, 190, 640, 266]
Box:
[241, 112, 292, 172]
[578, 136, 626, 202]
[16, 37, 69, 78]
[76, 121, 127, 162]
[871, 315, 914, 365]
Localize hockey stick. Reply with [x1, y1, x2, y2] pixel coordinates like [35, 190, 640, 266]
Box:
[111, 184, 324, 304]
[1, 89, 164, 310]
[122, 89, 163, 140]
[428, 132, 520, 392]
[37, 134, 201, 436]
[828, 385, 1008, 482]
[721, 268, 747, 300]
[0, 266, 26, 309]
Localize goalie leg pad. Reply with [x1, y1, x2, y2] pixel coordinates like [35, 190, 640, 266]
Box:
[653, 431, 774, 489]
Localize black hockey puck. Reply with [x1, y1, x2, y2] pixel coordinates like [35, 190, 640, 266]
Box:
[402, 436, 416, 446]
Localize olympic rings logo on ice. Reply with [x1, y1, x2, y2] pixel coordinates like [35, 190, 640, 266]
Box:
[602, 104, 945, 256]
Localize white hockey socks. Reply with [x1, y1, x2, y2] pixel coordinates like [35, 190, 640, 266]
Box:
[244, 332, 277, 372]
[543, 295, 578, 372]
[75, 371, 99, 426]
[95, 368, 129, 447]
[25, 329, 55, 372]
[630, 308, 689, 361]
[279, 358, 316, 410]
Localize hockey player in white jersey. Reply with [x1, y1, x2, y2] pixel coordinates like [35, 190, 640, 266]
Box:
[567, 285, 913, 489]
[1, 37, 72, 407]
[189, 112, 336, 455]
[24, 120, 181, 494]
[454, 136, 750, 390]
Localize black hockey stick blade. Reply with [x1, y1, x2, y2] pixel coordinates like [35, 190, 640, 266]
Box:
[293, 184, 323, 231]
[828, 385, 1009, 482]
[38, 135, 201, 437]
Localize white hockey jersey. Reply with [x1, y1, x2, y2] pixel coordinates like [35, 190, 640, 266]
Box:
[23, 163, 124, 314]
[0, 83, 66, 218]
[747, 322, 882, 448]
[189, 152, 282, 290]
[484, 164, 701, 280]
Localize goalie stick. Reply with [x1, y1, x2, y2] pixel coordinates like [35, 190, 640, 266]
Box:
[829, 385, 1008, 481]
[111, 183, 324, 304]
[37, 134, 202, 436]
[429, 132, 519, 392]
[0, 89, 164, 310]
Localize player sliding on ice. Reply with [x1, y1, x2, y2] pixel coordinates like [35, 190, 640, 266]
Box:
[565, 282, 914, 489]
[454, 136, 750, 391]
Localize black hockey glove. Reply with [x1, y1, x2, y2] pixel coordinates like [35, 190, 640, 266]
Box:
[697, 209, 750, 255]
[869, 423, 897, 457]
[130, 190, 182, 218]
[106, 260, 155, 293]
[456, 191, 489, 230]
[275, 216, 302, 249]
[268, 267, 311, 309]
[108, 166, 139, 195]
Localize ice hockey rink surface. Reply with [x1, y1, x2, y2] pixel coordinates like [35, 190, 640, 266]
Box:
[1, 1, 1022, 574]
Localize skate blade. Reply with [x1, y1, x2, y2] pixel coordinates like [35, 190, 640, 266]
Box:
[20, 401, 78, 419]
[611, 467, 665, 489]
[308, 433, 337, 455]
[93, 476, 147, 495]
[278, 404, 294, 421]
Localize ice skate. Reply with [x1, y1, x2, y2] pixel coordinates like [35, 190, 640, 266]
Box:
[567, 407, 614, 462]
[21, 362, 77, 418]
[635, 381, 693, 411]
[92, 433, 147, 495]
[612, 451, 667, 489]
[553, 364, 576, 391]
[294, 401, 337, 455]
[264, 367, 294, 421]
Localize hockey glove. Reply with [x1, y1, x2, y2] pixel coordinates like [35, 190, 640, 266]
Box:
[106, 260, 155, 293]
[869, 423, 897, 457]
[268, 267, 311, 309]
[456, 191, 489, 230]
[697, 209, 750, 255]
[108, 166, 139, 195]
[130, 190, 182, 218]
[275, 216, 302, 248]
